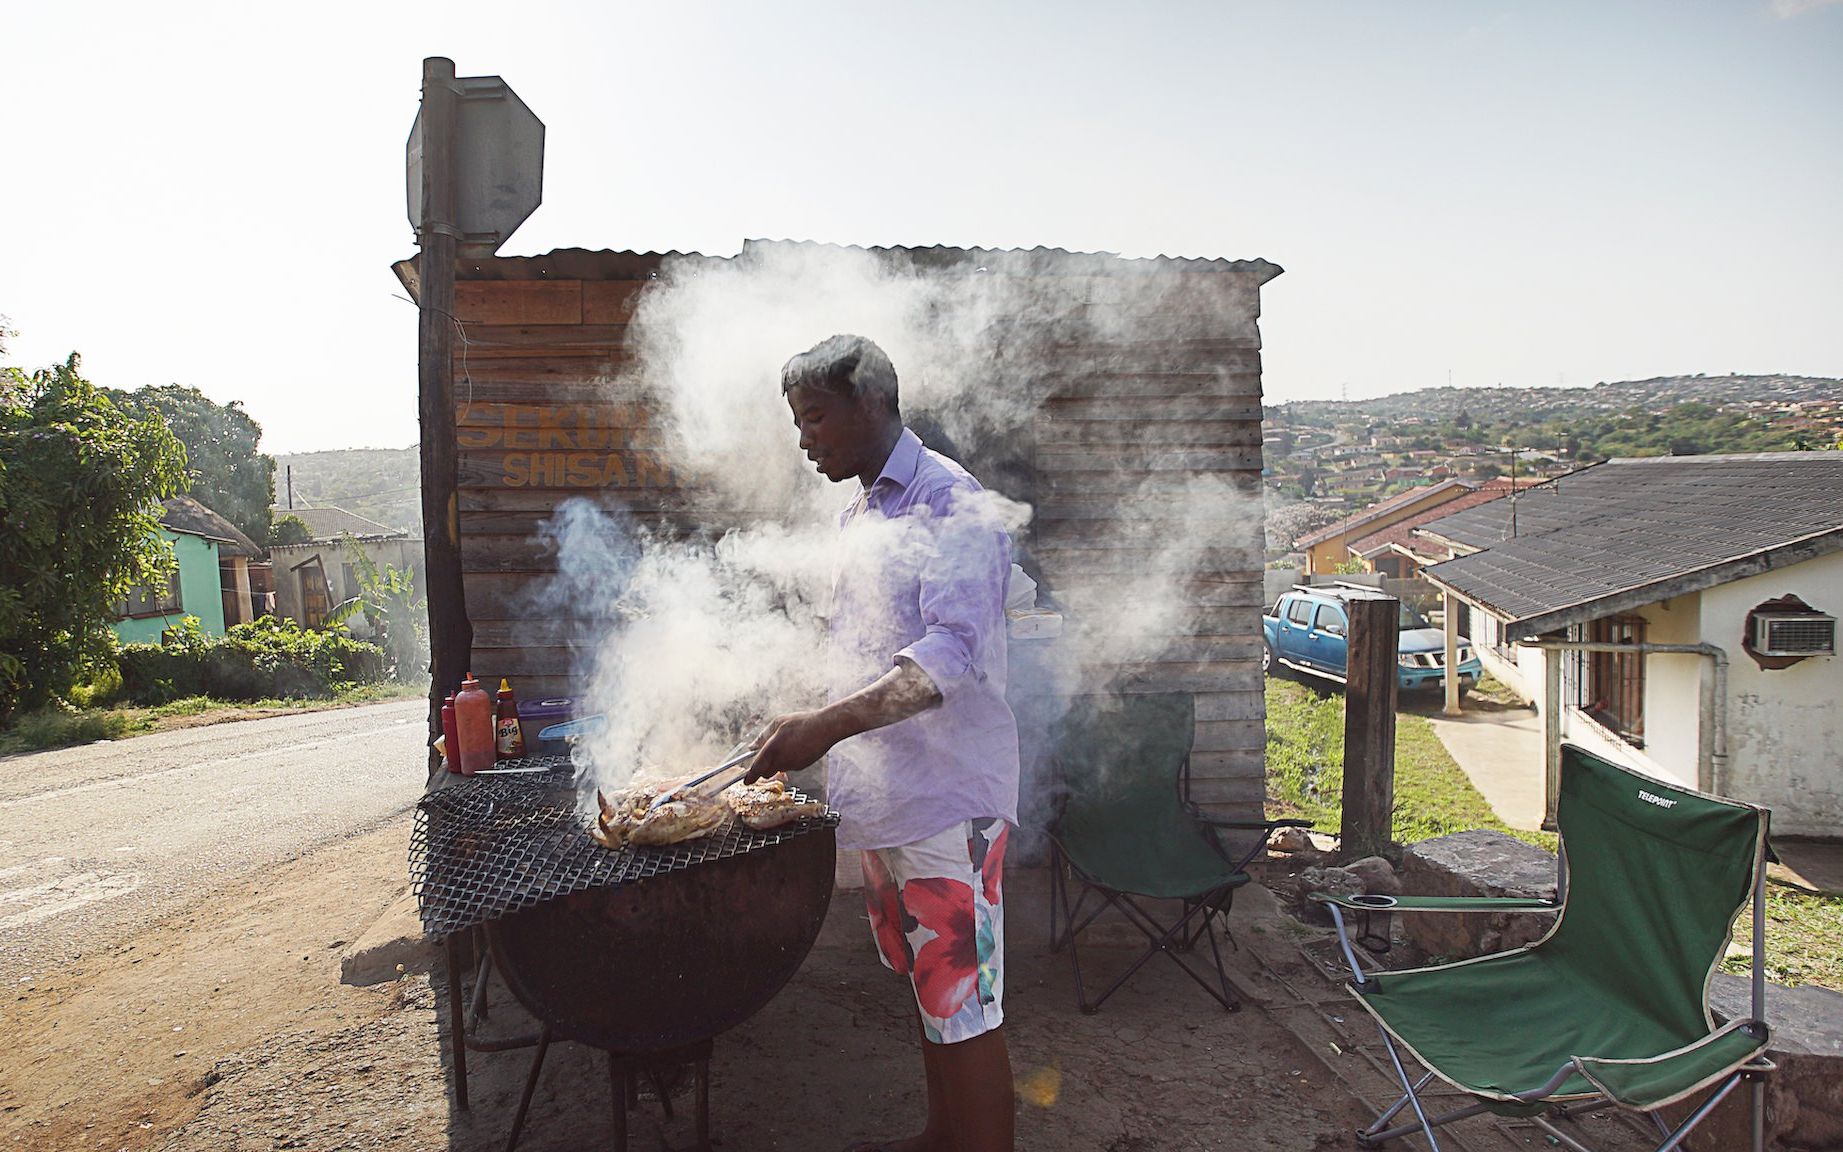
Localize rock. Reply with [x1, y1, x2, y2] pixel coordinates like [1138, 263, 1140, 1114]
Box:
[1297, 866, 1363, 902]
[1342, 856, 1402, 898]
[339, 890, 432, 987]
[1396, 829, 1556, 962]
[1270, 827, 1313, 853]
[1679, 977, 1843, 1152]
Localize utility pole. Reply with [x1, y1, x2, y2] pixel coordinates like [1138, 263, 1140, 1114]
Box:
[414, 56, 472, 779]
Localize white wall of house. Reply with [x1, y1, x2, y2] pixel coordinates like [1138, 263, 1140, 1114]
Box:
[1700, 550, 1843, 838]
[1472, 610, 1544, 702]
[1630, 594, 1705, 790]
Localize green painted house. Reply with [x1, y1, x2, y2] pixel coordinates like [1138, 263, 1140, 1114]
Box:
[112, 496, 265, 645]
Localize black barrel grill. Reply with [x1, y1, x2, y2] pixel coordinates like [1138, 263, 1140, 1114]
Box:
[411, 755, 839, 1150]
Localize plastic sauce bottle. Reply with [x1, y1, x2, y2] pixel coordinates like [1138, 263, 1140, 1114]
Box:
[441, 692, 460, 773]
[454, 674, 495, 776]
[495, 678, 526, 760]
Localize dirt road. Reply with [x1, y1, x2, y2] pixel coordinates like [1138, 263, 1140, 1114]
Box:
[0, 699, 427, 986]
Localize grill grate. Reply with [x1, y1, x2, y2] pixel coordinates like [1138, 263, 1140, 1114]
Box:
[409, 754, 839, 939]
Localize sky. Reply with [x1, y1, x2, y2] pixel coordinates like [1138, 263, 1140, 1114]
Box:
[2, 1, 1839, 454]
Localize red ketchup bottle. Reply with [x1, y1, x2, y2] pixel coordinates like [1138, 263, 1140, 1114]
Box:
[441, 692, 460, 773]
[494, 678, 525, 761]
[454, 674, 495, 776]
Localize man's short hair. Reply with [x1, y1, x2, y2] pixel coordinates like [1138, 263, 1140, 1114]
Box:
[780, 334, 899, 414]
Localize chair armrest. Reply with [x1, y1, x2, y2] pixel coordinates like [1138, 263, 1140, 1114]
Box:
[1309, 893, 1559, 913]
[1573, 1022, 1770, 1110]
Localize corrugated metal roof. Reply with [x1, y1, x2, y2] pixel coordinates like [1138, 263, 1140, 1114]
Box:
[395, 242, 1282, 298]
[1422, 453, 1843, 635]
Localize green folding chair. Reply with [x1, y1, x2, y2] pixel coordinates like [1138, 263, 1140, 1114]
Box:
[1048, 692, 1310, 1014]
[1314, 743, 1774, 1152]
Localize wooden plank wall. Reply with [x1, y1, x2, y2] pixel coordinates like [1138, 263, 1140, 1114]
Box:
[1031, 272, 1270, 817]
[449, 271, 675, 702]
[443, 257, 1271, 816]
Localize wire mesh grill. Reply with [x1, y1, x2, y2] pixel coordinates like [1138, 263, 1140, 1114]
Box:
[409, 754, 839, 939]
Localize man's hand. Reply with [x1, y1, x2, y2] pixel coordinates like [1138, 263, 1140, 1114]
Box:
[745, 711, 840, 783]
[744, 661, 942, 784]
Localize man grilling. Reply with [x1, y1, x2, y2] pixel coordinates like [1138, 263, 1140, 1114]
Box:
[747, 334, 1020, 1152]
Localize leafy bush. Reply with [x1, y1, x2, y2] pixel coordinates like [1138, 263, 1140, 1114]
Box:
[0, 354, 187, 720]
[115, 615, 386, 704]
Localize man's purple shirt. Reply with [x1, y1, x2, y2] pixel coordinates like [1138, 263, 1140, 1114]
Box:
[825, 428, 1021, 851]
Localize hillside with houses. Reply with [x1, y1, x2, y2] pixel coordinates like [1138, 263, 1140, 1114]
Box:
[1262, 375, 1843, 546]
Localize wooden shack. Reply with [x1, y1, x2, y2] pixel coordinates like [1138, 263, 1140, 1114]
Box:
[396, 241, 1281, 816]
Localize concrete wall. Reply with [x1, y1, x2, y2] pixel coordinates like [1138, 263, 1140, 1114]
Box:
[1701, 550, 1843, 838]
[1471, 609, 1545, 702]
[270, 537, 424, 639]
[112, 531, 226, 645]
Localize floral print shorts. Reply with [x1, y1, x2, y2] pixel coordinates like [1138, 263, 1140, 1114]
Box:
[861, 817, 1008, 1045]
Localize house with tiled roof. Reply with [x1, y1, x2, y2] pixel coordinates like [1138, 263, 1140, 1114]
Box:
[1346, 478, 1536, 578]
[1420, 453, 1843, 835]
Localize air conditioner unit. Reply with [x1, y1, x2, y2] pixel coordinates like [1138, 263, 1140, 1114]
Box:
[1751, 612, 1836, 657]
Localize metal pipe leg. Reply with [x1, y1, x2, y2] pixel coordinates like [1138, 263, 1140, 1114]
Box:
[1379, 1035, 1442, 1152]
[469, 948, 493, 1026]
[444, 935, 469, 1110]
[1369, 1072, 1436, 1132]
[1653, 1075, 1743, 1152]
[695, 1057, 711, 1151]
[1751, 1071, 1765, 1152]
[505, 1026, 551, 1152]
[1529, 1116, 1597, 1152]
[608, 1052, 627, 1152]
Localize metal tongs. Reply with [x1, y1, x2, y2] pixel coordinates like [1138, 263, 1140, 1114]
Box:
[645, 743, 761, 812]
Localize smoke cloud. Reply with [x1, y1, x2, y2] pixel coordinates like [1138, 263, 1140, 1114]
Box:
[527, 242, 1263, 810]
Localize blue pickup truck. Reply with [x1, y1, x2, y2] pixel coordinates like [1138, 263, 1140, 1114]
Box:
[1262, 585, 1482, 694]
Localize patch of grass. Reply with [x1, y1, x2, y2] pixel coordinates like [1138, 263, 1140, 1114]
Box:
[0, 681, 427, 758]
[1722, 883, 1843, 991]
[1265, 677, 1555, 850]
[1464, 670, 1526, 709]
[0, 707, 144, 754]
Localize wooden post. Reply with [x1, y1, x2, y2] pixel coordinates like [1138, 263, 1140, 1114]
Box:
[1341, 596, 1400, 859]
[416, 56, 472, 777]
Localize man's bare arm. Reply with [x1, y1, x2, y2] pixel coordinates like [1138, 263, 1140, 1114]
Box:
[744, 659, 941, 782]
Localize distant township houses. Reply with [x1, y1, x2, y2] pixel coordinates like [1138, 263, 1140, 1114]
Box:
[112, 502, 423, 644]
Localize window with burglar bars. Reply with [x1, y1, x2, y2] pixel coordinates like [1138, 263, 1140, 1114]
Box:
[1575, 616, 1646, 745]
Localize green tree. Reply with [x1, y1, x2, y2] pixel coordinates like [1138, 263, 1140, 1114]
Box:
[0, 355, 188, 718]
[269, 513, 311, 546]
[110, 384, 275, 545]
